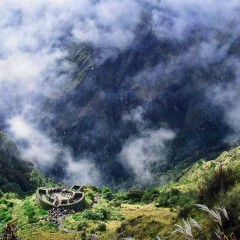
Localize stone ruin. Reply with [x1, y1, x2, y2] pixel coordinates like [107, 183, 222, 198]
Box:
[36, 185, 87, 210]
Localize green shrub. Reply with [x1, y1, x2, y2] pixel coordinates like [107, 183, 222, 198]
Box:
[147, 227, 158, 238]
[86, 192, 94, 201]
[0, 199, 7, 205]
[115, 193, 126, 201]
[197, 161, 204, 168]
[198, 166, 239, 204]
[177, 205, 194, 218]
[141, 188, 159, 203]
[81, 232, 87, 240]
[157, 188, 180, 207]
[219, 186, 240, 238]
[82, 208, 110, 221]
[6, 201, 13, 207]
[97, 223, 106, 232]
[157, 189, 197, 208]
[126, 189, 144, 203]
[4, 192, 17, 199]
[0, 211, 11, 224]
[110, 200, 121, 208]
[102, 187, 113, 201]
[77, 221, 88, 231]
[27, 208, 36, 223]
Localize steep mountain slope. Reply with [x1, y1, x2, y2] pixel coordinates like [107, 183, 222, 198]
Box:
[0, 131, 35, 194]
[0, 131, 54, 194]
[2, 2, 240, 187]
[39, 27, 237, 184]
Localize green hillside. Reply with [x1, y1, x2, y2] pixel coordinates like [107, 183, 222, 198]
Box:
[1, 147, 240, 239]
[0, 131, 35, 194]
[0, 131, 55, 195]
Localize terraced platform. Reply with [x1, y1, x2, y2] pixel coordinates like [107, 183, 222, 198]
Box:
[36, 185, 87, 210]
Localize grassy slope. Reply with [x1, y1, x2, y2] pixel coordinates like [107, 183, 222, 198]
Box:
[177, 146, 240, 190]
[1, 146, 240, 239]
[10, 196, 176, 240]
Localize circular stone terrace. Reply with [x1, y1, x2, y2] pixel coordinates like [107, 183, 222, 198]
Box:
[36, 185, 87, 210]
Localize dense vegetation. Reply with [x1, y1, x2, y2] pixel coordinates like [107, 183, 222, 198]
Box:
[0, 131, 35, 195]
[0, 131, 56, 196]
[1, 146, 240, 239]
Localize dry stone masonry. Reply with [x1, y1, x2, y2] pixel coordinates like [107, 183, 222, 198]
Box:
[36, 185, 87, 210]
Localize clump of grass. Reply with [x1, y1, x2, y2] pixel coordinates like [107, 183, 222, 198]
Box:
[172, 204, 237, 240]
[173, 218, 201, 240]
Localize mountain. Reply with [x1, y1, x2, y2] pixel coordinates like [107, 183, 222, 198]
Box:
[38, 25, 237, 185]
[0, 131, 55, 195]
[1, 1, 240, 187]
[0, 131, 34, 194]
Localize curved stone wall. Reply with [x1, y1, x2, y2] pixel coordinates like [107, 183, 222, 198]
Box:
[36, 186, 87, 210]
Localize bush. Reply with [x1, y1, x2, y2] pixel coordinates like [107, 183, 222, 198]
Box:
[102, 187, 113, 201]
[77, 221, 88, 231]
[157, 188, 180, 207]
[219, 186, 240, 238]
[0, 211, 11, 224]
[141, 188, 159, 203]
[156, 188, 197, 208]
[111, 200, 121, 208]
[177, 205, 194, 218]
[126, 189, 144, 203]
[82, 208, 110, 221]
[6, 201, 13, 207]
[86, 192, 94, 201]
[198, 166, 239, 204]
[97, 223, 106, 232]
[27, 208, 36, 223]
[4, 192, 17, 199]
[147, 227, 158, 238]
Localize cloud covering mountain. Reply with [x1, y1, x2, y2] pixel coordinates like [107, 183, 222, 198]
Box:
[1, 0, 240, 186]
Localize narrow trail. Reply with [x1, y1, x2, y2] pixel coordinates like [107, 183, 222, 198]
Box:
[49, 208, 76, 232]
[48, 194, 102, 235]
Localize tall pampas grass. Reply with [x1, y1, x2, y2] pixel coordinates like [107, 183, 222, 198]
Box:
[195, 204, 222, 226]
[173, 219, 194, 239]
[172, 204, 237, 240]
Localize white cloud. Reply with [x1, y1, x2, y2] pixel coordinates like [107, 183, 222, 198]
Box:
[120, 107, 175, 181]
[66, 159, 101, 186]
[9, 116, 60, 168]
[120, 128, 175, 181]
[0, 0, 143, 184]
[210, 59, 240, 145]
[8, 115, 101, 185]
[0, 0, 143, 97]
[151, 0, 240, 40]
[1, 0, 240, 185]
[72, 0, 140, 49]
[122, 107, 145, 126]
